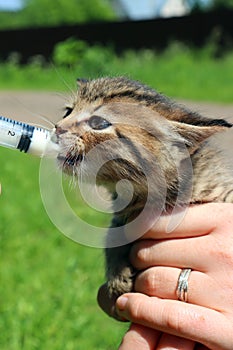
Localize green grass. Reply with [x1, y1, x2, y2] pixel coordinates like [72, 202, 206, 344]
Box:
[0, 44, 233, 102]
[0, 148, 127, 350]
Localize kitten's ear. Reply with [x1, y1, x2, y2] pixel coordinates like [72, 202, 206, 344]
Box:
[171, 118, 232, 152]
[77, 78, 89, 87]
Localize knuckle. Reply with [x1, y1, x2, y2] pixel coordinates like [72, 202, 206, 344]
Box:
[163, 304, 187, 333]
[130, 245, 147, 268]
[209, 237, 233, 267]
[163, 303, 208, 335]
[136, 269, 158, 295]
[130, 240, 154, 268]
[127, 297, 146, 321]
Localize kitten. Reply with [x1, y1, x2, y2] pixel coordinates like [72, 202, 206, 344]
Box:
[54, 76, 233, 320]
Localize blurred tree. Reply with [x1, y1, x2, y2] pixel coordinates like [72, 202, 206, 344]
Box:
[183, 0, 233, 11]
[183, 0, 207, 12]
[210, 0, 233, 9]
[22, 0, 116, 26]
[0, 0, 116, 29]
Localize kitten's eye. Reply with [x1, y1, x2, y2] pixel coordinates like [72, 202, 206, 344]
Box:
[63, 107, 73, 119]
[88, 116, 111, 130]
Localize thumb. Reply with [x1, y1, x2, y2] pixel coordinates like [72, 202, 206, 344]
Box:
[115, 292, 229, 348]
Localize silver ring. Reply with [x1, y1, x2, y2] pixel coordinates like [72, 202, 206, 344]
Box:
[176, 268, 192, 302]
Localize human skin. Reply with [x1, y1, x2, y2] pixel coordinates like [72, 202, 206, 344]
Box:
[116, 203, 233, 349]
[98, 203, 233, 349]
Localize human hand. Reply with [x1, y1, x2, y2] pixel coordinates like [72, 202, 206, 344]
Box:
[116, 203, 233, 350]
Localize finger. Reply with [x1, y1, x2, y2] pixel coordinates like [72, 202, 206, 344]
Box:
[116, 293, 233, 349]
[156, 333, 195, 350]
[130, 237, 209, 271]
[134, 267, 223, 311]
[119, 323, 160, 350]
[143, 203, 233, 239]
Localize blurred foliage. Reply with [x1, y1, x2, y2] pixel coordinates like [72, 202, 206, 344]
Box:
[0, 39, 232, 103]
[53, 38, 115, 74]
[183, 0, 210, 12]
[184, 0, 233, 11]
[53, 39, 89, 67]
[0, 0, 116, 29]
[0, 0, 233, 30]
[210, 0, 233, 9]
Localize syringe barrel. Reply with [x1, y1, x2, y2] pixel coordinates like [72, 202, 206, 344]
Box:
[0, 116, 53, 157]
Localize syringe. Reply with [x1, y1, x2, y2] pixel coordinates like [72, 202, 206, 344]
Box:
[0, 116, 56, 157]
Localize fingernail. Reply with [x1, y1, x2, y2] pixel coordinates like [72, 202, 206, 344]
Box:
[116, 296, 128, 312]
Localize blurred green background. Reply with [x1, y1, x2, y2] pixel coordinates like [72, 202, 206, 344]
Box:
[0, 1, 233, 349]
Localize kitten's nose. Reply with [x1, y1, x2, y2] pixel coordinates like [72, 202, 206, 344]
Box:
[50, 130, 58, 144]
[50, 125, 68, 144]
[55, 125, 68, 135]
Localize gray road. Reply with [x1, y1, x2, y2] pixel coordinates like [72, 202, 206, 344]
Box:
[0, 90, 232, 158]
[0, 91, 67, 126]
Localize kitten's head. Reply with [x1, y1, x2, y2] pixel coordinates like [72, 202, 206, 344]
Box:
[54, 77, 231, 206]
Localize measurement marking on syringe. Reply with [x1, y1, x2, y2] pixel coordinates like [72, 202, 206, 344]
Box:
[8, 131, 16, 136]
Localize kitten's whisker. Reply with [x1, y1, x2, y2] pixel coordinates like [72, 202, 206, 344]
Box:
[78, 151, 86, 187]
[51, 64, 77, 100]
[36, 114, 56, 128]
[8, 95, 57, 128]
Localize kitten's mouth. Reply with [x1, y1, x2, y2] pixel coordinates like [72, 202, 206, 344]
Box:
[57, 153, 83, 170]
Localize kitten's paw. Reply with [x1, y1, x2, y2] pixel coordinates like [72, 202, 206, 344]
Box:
[107, 266, 134, 297]
[103, 266, 135, 321]
[97, 283, 128, 322]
